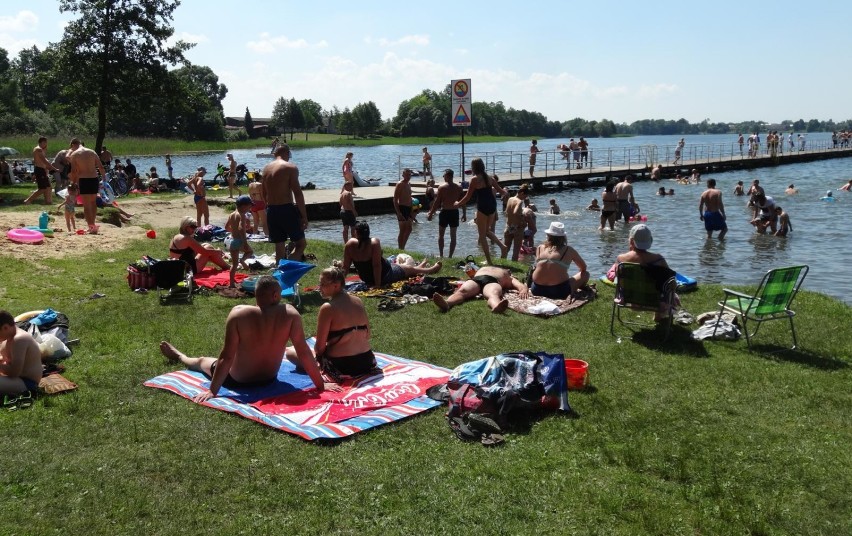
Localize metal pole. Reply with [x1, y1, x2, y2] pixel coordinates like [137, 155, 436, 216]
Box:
[461, 128, 465, 177]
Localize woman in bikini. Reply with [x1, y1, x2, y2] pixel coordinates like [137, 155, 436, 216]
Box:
[529, 222, 589, 300]
[342, 222, 441, 289]
[168, 216, 230, 274]
[600, 182, 617, 230]
[454, 157, 508, 265]
[341, 152, 354, 192]
[311, 266, 377, 379]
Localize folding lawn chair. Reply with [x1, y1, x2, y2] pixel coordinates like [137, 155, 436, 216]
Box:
[272, 258, 315, 308]
[714, 265, 808, 350]
[151, 259, 194, 305]
[610, 262, 677, 340]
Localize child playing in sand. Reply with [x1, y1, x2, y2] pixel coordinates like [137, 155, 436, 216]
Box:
[57, 183, 78, 232]
[225, 195, 255, 287]
[549, 198, 561, 214]
[587, 199, 600, 210]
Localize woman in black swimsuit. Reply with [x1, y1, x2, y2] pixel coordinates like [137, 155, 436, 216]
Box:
[342, 222, 441, 289]
[454, 158, 508, 265]
[313, 266, 377, 378]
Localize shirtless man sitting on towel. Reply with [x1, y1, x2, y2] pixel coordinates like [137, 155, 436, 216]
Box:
[160, 276, 340, 402]
[432, 265, 529, 314]
[0, 310, 43, 396]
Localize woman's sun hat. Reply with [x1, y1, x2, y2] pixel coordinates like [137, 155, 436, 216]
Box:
[544, 221, 566, 237]
[630, 224, 653, 250]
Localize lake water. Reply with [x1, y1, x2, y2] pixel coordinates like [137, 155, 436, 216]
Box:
[125, 134, 851, 303]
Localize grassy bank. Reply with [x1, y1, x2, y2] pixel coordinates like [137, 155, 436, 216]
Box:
[1, 221, 850, 534]
[0, 133, 534, 158]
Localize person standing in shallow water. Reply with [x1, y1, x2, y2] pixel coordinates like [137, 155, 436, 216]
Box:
[698, 178, 727, 240]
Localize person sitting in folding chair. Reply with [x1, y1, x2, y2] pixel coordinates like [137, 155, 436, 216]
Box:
[160, 275, 341, 403]
[614, 224, 679, 322]
[168, 216, 230, 274]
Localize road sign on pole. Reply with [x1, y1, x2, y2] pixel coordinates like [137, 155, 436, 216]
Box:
[451, 79, 472, 127]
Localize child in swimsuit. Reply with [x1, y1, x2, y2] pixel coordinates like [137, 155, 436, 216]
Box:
[58, 183, 78, 232]
[225, 196, 255, 287]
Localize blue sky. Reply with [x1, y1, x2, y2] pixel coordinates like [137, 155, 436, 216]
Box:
[2, 0, 851, 124]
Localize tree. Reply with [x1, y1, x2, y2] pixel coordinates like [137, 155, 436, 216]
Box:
[172, 65, 227, 112]
[57, 0, 192, 152]
[298, 98, 323, 140]
[244, 107, 254, 138]
[0, 48, 22, 114]
[351, 101, 381, 137]
[285, 98, 304, 140]
[270, 97, 289, 134]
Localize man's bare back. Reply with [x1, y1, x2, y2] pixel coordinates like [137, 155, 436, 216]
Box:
[435, 181, 462, 209]
[504, 196, 525, 227]
[0, 327, 43, 389]
[700, 188, 724, 213]
[68, 145, 103, 180]
[224, 302, 300, 382]
[262, 149, 300, 206]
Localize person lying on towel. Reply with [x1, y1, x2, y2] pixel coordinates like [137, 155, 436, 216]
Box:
[0, 310, 44, 396]
[432, 265, 529, 314]
[160, 276, 341, 403]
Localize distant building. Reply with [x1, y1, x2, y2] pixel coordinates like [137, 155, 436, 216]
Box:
[225, 116, 273, 137]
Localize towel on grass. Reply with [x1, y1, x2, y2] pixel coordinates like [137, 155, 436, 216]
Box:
[506, 285, 597, 317]
[143, 338, 450, 441]
[193, 268, 248, 288]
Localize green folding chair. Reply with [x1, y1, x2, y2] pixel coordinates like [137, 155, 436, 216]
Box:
[714, 265, 808, 350]
[610, 262, 677, 340]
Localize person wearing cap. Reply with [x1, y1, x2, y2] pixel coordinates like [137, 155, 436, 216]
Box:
[225, 195, 256, 287]
[615, 224, 676, 320]
[503, 185, 529, 261]
[530, 222, 589, 300]
[189, 167, 209, 227]
[427, 169, 463, 258]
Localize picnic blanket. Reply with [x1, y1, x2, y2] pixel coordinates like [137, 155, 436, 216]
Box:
[506, 285, 597, 317]
[193, 268, 249, 288]
[143, 339, 450, 441]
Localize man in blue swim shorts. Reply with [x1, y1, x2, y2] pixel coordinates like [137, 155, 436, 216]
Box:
[698, 178, 727, 239]
[0, 310, 44, 397]
[261, 144, 308, 263]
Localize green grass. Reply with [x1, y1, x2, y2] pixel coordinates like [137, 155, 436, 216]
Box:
[1, 133, 534, 157]
[0, 214, 850, 535]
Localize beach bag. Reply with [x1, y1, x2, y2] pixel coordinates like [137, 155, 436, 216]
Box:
[127, 256, 157, 290]
[446, 382, 504, 444]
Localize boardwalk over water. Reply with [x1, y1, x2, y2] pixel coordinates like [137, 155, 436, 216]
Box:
[302, 142, 852, 220]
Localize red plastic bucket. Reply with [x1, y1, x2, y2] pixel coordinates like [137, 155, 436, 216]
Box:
[564, 359, 589, 390]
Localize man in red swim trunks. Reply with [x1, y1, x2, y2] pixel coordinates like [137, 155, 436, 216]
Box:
[248, 174, 267, 235]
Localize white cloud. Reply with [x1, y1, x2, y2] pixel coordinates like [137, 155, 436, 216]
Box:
[637, 83, 678, 98]
[366, 35, 430, 47]
[245, 33, 328, 54]
[0, 11, 39, 33]
[172, 31, 209, 45]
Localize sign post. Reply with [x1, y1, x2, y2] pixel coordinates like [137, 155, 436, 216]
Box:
[451, 79, 472, 177]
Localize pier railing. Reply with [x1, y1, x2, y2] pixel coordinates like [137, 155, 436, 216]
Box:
[397, 139, 843, 180]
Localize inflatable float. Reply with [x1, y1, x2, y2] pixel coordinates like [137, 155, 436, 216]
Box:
[25, 226, 54, 236]
[353, 170, 381, 187]
[7, 228, 45, 244]
[598, 272, 697, 291]
[14, 310, 45, 323]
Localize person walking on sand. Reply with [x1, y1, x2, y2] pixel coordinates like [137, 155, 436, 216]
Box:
[159, 276, 340, 403]
[24, 136, 58, 206]
[262, 144, 308, 264]
[427, 169, 463, 258]
[529, 140, 541, 178]
[189, 167, 210, 227]
[393, 168, 414, 250]
[67, 138, 106, 234]
[698, 178, 727, 239]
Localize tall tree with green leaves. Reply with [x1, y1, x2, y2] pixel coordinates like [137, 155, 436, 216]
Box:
[270, 96, 289, 135]
[285, 98, 304, 140]
[244, 107, 255, 138]
[58, 0, 191, 152]
[297, 98, 323, 140]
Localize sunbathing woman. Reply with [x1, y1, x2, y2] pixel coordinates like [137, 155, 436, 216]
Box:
[168, 216, 230, 274]
[342, 221, 441, 289]
[454, 157, 508, 264]
[529, 222, 589, 300]
[310, 266, 378, 379]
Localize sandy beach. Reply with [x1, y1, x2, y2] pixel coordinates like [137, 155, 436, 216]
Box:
[0, 195, 229, 261]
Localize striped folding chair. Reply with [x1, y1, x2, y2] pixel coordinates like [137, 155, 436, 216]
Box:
[610, 262, 677, 340]
[715, 265, 808, 350]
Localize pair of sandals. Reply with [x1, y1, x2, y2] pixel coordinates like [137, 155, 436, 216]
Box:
[3, 391, 34, 411]
[377, 298, 404, 312]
